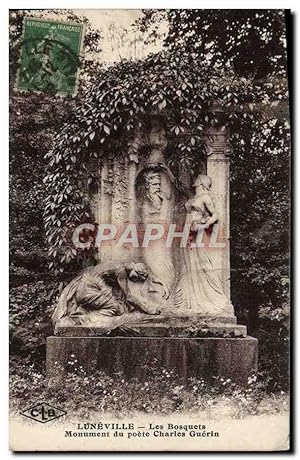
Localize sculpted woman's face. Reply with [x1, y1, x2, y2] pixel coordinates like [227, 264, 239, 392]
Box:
[192, 174, 212, 190]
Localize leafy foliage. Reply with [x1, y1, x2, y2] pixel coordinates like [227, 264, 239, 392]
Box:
[10, 10, 290, 313]
[135, 9, 288, 79]
[9, 277, 289, 397]
[9, 10, 290, 393]
[9, 280, 57, 361]
[44, 48, 289, 282]
[9, 10, 103, 276]
[10, 357, 288, 418]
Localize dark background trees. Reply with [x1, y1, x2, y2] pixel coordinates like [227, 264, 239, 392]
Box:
[135, 9, 290, 322]
[134, 10, 290, 388]
[9, 10, 290, 389]
[9, 9, 102, 279]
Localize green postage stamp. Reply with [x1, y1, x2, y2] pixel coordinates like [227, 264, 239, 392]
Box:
[16, 17, 85, 95]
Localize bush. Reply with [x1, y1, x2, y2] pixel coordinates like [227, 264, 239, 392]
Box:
[9, 279, 289, 391]
[9, 279, 289, 420]
[9, 280, 57, 364]
[254, 304, 289, 392]
[10, 360, 288, 419]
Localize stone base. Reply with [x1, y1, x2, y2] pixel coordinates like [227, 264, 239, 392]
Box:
[46, 336, 258, 386]
[55, 313, 246, 338]
[56, 323, 247, 338]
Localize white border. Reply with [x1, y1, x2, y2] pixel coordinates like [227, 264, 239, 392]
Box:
[1, 1, 299, 459]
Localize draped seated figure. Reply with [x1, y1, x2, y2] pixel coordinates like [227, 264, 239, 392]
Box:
[52, 172, 234, 330]
[52, 262, 169, 330]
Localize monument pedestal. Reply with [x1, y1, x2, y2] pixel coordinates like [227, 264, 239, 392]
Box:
[47, 319, 258, 386]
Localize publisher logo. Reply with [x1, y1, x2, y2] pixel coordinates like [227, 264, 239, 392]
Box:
[21, 402, 66, 423]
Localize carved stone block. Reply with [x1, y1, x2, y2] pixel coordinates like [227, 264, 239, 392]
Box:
[47, 335, 258, 386]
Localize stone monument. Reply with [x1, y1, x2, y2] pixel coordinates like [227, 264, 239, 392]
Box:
[47, 115, 257, 385]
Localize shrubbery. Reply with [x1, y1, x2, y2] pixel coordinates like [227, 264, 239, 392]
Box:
[10, 357, 288, 419]
[9, 9, 290, 416]
[254, 304, 289, 392]
[9, 278, 289, 416]
[9, 280, 57, 364]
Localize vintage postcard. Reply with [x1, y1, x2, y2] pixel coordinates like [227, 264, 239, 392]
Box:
[9, 9, 291, 451]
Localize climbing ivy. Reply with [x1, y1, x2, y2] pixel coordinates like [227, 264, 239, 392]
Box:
[44, 14, 289, 277]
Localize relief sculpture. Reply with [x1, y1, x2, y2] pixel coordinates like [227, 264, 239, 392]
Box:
[52, 128, 234, 328]
[180, 174, 234, 316]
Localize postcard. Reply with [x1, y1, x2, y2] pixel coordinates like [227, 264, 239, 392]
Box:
[9, 9, 291, 451]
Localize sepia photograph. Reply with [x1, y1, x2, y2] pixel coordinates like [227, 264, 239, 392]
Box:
[8, 7, 291, 451]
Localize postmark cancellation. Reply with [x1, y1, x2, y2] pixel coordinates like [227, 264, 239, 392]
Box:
[15, 17, 85, 96]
